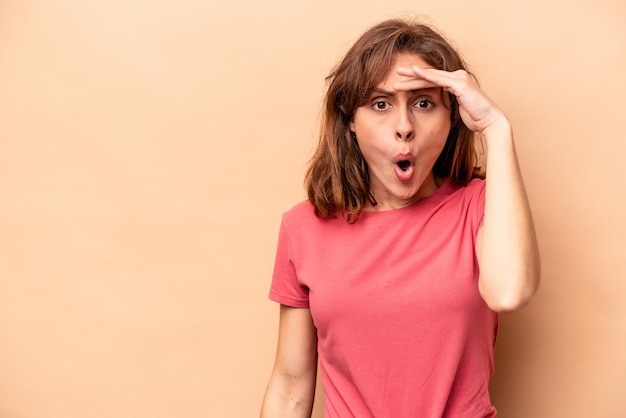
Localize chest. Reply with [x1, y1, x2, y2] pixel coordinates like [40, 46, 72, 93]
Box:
[294, 212, 482, 335]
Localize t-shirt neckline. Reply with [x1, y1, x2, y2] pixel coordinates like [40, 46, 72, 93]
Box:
[360, 179, 452, 217]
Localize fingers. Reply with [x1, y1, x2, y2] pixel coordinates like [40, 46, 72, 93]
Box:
[394, 66, 443, 92]
[392, 78, 439, 92]
[393, 65, 504, 133]
[394, 66, 473, 96]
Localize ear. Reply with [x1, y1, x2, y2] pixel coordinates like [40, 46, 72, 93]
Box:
[349, 121, 355, 133]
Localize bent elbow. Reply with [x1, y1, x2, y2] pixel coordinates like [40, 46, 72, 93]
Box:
[480, 271, 540, 313]
[485, 291, 533, 313]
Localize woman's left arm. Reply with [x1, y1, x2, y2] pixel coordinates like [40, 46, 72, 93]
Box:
[475, 116, 540, 312]
[395, 66, 540, 312]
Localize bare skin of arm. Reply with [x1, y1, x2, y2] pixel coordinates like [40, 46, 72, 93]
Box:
[474, 118, 540, 312]
[395, 66, 540, 312]
[261, 305, 318, 417]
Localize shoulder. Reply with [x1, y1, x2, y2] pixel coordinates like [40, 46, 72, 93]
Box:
[284, 200, 314, 215]
[442, 177, 485, 201]
[464, 177, 486, 197]
[281, 200, 346, 238]
[467, 177, 485, 189]
[281, 200, 323, 230]
[433, 178, 485, 226]
[448, 178, 486, 230]
[457, 177, 485, 193]
[282, 200, 316, 222]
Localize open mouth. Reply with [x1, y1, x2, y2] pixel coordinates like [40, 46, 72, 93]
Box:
[397, 160, 411, 172]
[393, 153, 415, 182]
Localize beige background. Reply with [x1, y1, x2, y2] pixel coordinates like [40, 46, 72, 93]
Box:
[0, 0, 624, 417]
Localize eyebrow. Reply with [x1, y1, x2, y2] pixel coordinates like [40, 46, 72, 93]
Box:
[372, 87, 396, 96]
[371, 87, 439, 97]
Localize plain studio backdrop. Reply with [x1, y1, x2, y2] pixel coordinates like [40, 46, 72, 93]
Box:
[0, 0, 624, 417]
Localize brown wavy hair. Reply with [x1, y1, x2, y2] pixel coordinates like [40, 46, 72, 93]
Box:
[305, 18, 482, 223]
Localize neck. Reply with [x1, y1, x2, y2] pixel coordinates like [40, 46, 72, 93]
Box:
[366, 175, 443, 212]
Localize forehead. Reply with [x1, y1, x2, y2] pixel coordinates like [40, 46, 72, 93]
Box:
[391, 52, 432, 69]
[377, 52, 433, 88]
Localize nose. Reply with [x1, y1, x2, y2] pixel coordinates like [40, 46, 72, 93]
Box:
[395, 105, 414, 141]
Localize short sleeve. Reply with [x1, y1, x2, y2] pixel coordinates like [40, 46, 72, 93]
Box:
[268, 217, 310, 308]
[474, 178, 486, 230]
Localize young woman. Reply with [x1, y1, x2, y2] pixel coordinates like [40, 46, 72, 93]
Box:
[261, 18, 540, 418]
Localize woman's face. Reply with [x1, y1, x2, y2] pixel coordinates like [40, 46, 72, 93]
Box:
[349, 52, 451, 211]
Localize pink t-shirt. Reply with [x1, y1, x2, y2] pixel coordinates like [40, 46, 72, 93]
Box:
[269, 179, 498, 417]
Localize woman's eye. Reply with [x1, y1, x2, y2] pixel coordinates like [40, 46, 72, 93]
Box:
[372, 101, 389, 111]
[415, 100, 433, 109]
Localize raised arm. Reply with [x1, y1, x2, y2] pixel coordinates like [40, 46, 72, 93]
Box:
[394, 65, 540, 312]
[474, 116, 540, 312]
[261, 305, 318, 417]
